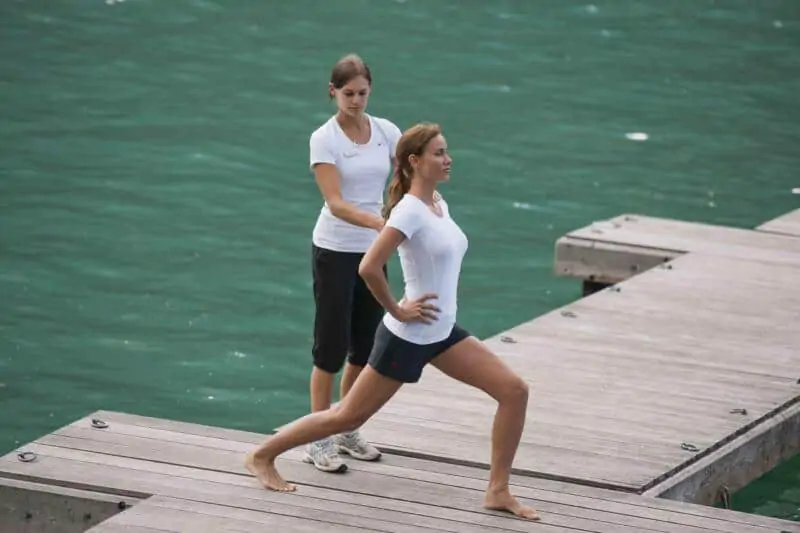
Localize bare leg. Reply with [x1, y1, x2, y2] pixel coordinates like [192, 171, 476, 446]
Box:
[246, 365, 402, 491]
[339, 362, 364, 399]
[430, 336, 539, 520]
[310, 366, 335, 412]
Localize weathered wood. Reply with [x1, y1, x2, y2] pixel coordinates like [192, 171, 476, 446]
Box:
[3, 450, 511, 533]
[42, 411, 764, 525]
[100, 411, 797, 532]
[643, 401, 800, 504]
[3, 420, 798, 533]
[555, 212, 800, 283]
[756, 208, 800, 237]
[0, 478, 136, 533]
[0, 445, 667, 533]
[96, 496, 389, 533]
[89, 520, 177, 532]
[555, 235, 679, 284]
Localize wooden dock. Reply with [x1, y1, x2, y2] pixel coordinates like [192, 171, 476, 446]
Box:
[2, 411, 798, 533]
[554, 211, 800, 289]
[2, 208, 799, 532]
[756, 208, 800, 238]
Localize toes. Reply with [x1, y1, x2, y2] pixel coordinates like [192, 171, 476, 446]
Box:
[484, 499, 540, 521]
[518, 507, 540, 520]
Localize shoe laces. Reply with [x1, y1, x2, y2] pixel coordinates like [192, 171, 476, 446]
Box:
[314, 437, 338, 458]
[344, 430, 368, 450]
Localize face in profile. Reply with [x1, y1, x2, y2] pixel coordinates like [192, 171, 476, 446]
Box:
[330, 75, 371, 118]
[413, 134, 452, 183]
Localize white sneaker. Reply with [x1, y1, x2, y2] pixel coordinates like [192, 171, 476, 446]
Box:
[334, 430, 382, 461]
[302, 437, 347, 473]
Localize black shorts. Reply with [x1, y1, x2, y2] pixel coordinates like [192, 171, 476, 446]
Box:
[312, 244, 385, 373]
[368, 322, 471, 383]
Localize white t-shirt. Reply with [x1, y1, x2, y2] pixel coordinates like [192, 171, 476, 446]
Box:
[309, 114, 402, 253]
[382, 194, 469, 345]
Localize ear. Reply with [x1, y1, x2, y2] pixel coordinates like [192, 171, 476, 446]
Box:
[328, 83, 335, 98]
[408, 154, 419, 170]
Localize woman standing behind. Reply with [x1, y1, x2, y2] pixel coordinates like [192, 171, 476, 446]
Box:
[304, 54, 401, 473]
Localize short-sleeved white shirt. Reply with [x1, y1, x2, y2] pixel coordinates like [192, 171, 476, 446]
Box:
[309, 114, 402, 253]
[382, 194, 469, 344]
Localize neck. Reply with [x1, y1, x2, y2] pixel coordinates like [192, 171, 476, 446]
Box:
[408, 179, 437, 205]
[335, 111, 367, 130]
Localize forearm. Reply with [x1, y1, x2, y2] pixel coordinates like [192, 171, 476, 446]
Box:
[330, 202, 383, 231]
[359, 266, 401, 318]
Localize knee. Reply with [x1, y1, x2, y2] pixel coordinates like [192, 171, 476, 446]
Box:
[500, 376, 529, 406]
[331, 404, 369, 433]
[313, 356, 345, 375]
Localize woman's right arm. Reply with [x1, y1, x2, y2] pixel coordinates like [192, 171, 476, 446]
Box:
[313, 163, 384, 231]
[358, 227, 439, 324]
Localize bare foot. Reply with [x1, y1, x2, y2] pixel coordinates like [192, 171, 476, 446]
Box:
[245, 452, 296, 492]
[484, 486, 540, 521]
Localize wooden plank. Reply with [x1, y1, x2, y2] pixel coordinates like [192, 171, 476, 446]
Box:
[30, 410, 798, 532]
[88, 524, 172, 533]
[40, 438, 638, 533]
[0, 477, 136, 533]
[89, 412, 720, 484]
[584, 214, 800, 257]
[83, 402, 712, 492]
[555, 212, 800, 282]
[0, 445, 651, 533]
[554, 236, 679, 283]
[429, 322, 794, 395]
[100, 496, 381, 533]
[373, 384, 770, 462]
[49, 412, 774, 528]
[756, 208, 800, 237]
[2, 449, 506, 533]
[380, 358, 794, 469]
[40, 415, 800, 531]
[3, 439, 794, 533]
[63, 414, 681, 484]
[643, 402, 800, 504]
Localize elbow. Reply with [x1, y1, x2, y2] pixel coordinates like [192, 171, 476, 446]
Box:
[328, 199, 347, 219]
[358, 259, 379, 281]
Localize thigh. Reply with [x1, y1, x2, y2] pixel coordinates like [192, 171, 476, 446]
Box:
[349, 263, 387, 365]
[429, 335, 522, 400]
[338, 364, 404, 426]
[311, 245, 359, 371]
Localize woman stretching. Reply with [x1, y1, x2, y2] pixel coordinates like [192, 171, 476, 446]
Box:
[246, 123, 539, 521]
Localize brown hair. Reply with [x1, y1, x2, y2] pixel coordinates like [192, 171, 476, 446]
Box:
[329, 54, 372, 97]
[382, 123, 442, 219]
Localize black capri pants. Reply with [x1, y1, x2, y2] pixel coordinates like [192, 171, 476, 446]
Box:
[311, 244, 385, 373]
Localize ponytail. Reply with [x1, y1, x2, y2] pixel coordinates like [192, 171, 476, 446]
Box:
[383, 122, 442, 219]
[382, 166, 410, 219]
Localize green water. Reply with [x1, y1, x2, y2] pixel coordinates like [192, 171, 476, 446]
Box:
[1, 0, 797, 522]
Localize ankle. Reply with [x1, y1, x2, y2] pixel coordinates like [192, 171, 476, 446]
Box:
[252, 447, 275, 463]
[486, 482, 510, 495]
